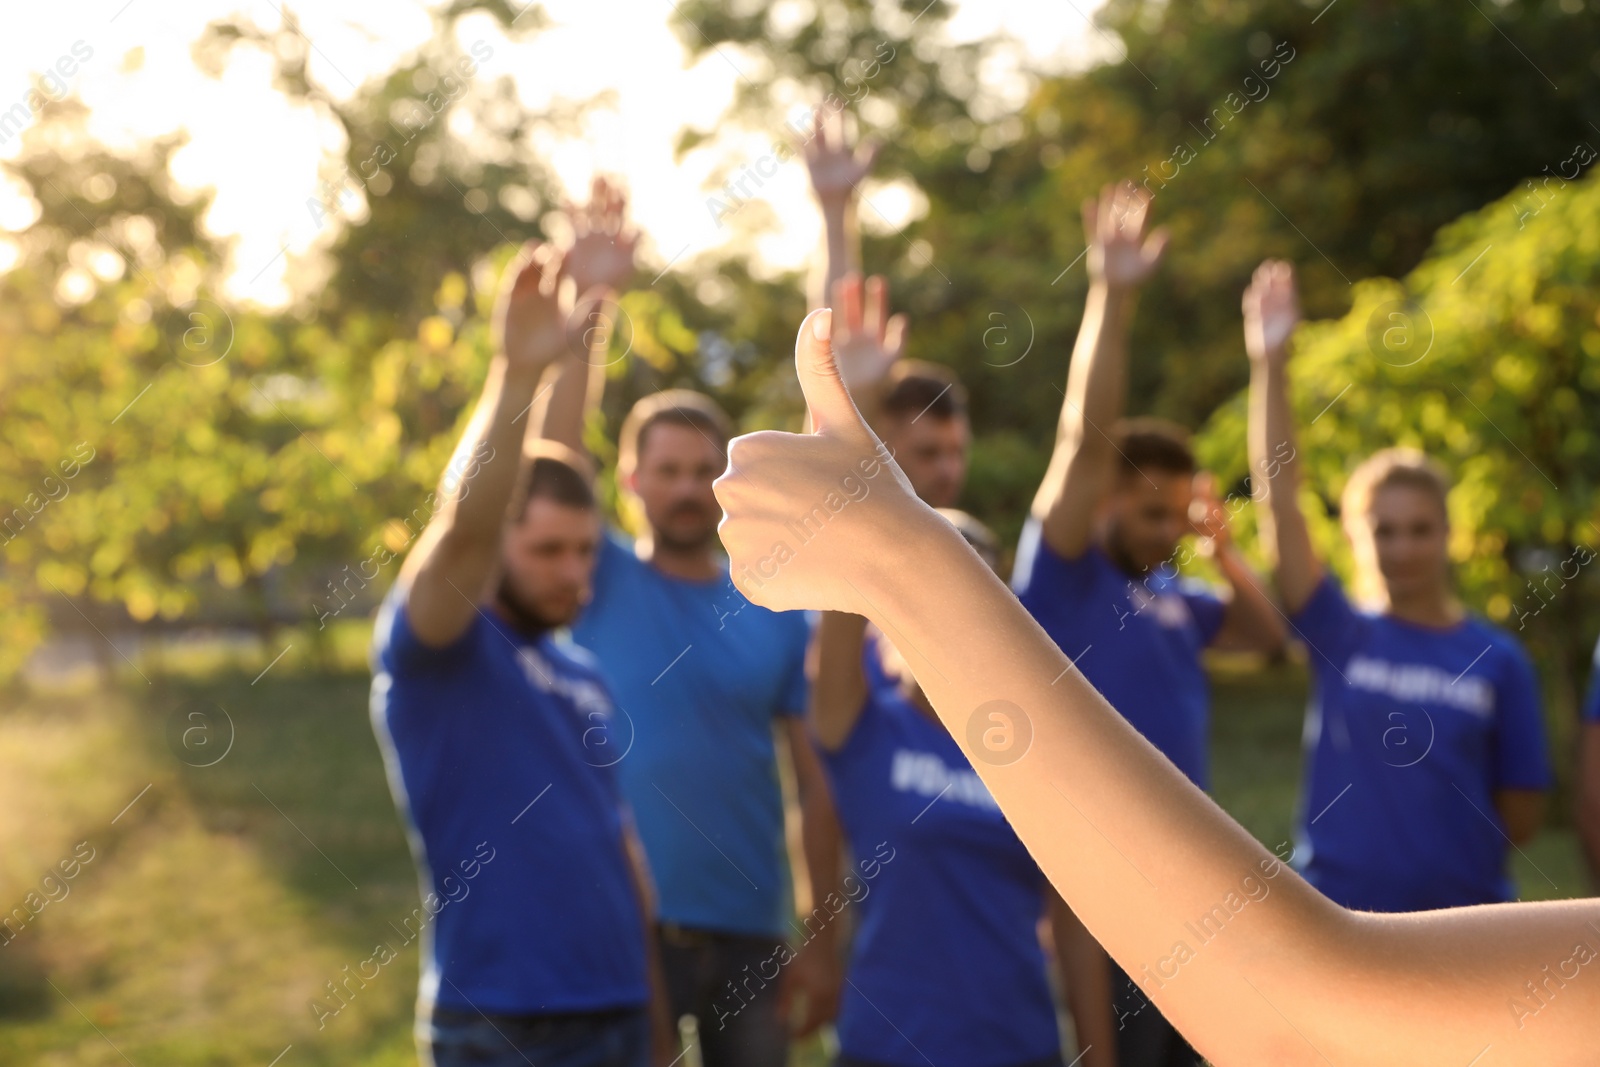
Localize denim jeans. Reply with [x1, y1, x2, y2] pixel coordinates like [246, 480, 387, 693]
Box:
[423, 1003, 649, 1067]
[1108, 961, 1205, 1067]
[657, 923, 789, 1067]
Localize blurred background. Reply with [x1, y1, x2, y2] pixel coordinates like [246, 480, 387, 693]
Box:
[3, 0, 1600, 1063]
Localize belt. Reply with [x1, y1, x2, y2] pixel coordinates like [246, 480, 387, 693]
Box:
[657, 922, 777, 948]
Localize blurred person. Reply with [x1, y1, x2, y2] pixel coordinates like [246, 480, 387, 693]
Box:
[803, 109, 972, 724]
[369, 226, 672, 1067]
[709, 304, 1600, 1066]
[530, 181, 842, 1067]
[1244, 258, 1552, 913]
[1012, 183, 1286, 1067]
[803, 108, 969, 511]
[810, 506, 1116, 1067]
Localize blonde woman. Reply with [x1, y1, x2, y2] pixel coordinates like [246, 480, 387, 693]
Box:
[1243, 259, 1551, 915]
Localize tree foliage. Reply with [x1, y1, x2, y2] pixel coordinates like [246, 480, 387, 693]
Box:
[1198, 164, 1600, 721]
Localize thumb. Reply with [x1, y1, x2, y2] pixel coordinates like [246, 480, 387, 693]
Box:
[796, 307, 866, 437]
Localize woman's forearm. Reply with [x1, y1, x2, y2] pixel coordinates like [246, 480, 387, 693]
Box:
[717, 308, 1600, 1064]
[855, 511, 1347, 1064]
[858, 508, 1600, 1064]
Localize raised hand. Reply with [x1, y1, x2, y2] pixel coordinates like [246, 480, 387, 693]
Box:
[715, 309, 921, 615]
[564, 176, 638, 296]
[493, 241, 576, 374]
[803, 107, 880, 209]
[1082, 182, 1169, 291]
[1242, 258, 1299, 365]
[830, 272, 907, 397]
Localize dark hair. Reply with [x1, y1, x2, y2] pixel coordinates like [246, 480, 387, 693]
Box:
[523, 454, 595, 511]
[879, 360, 968, 423]
[1112, 416, 1195, 478]
[618, 389, 732, 472]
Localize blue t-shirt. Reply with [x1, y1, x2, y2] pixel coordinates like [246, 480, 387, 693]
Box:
[1012, 518, 1227, 789]
[568, 528, 810, 938]
[1585, 635, 1600, 724]
[369, 586, 648, 1014]
[862, 630, 900, 703]
[822, 685, 1059, 1067]
[1289, 574, 1553, 912]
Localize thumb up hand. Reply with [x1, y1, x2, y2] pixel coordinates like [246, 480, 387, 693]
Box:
[714, 309, 921, 615]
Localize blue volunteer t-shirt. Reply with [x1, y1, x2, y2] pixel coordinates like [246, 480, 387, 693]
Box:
[1012, 518, 1227, 789]
[862, 630, 900, 703]
[1585, 635, 1600, 724]
[369, 585, 648, 1015]
[568, 528, 810, 938]
[822, 684, 1059, 1067]
[1290, 573, 1553, 912]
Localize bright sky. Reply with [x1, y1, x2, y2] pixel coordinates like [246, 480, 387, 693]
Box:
[0, 0, 1112, 307]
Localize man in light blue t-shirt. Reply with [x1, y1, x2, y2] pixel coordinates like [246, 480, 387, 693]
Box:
[1014, 185, 1287, 1067]
[526, 190, 841, 1067]
[1243, 256, 1552, 912]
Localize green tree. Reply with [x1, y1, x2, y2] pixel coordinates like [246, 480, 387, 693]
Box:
[1197, 165, 1600, 756]
[670, 0, 1600, 548]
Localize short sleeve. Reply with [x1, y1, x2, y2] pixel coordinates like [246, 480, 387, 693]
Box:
[1489, 638, 1554, 790]
[1584, 635, 1600, 724]
[818, 689, 890, 771]
[1011, 517, 1104, 602]
[1178, 582, 1228, 647]
[774, 614, 811, 718]
[1287, 572, 1366, 675]
[588, 526, 637, 610]
[370, 582, 476, 675]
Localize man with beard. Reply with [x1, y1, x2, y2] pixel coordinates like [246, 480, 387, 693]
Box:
[369, 225, 672, 1066]
[530, 185, 842, 1067]
[1010, 182, 1286, 1067]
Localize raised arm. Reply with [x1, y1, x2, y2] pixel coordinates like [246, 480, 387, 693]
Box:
[531, 177, 637, 467]
[1188, 472, 1287, 656]
[1244, 260, 1322, 613]
[803, 107, 878, 312]
[1032, 183, 1168, 559]
[818, 272, 905, 432]
[398, 244, 575, 647]
[807, 611, 870, 750]
[712, 309, 1600, 1066]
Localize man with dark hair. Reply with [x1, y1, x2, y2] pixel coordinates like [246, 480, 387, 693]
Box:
[1011, 183, 1286, 1067]
[528, 186, 842, 1067]
[1114, 416, 1197, 476]
[801, 108, 1116, 1065]
[369, 207, 673, 1067]
[872, 360, 970, 508]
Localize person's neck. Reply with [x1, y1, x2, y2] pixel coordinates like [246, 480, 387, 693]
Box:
[1382, 585, 1465, 629]
[488, 599, 553, 640]
[636, 533, 720, 582]
[905, 679, 939, 723]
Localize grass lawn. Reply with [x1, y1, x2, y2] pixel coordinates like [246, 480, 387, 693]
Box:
[0, 645, 1589, 1065]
